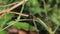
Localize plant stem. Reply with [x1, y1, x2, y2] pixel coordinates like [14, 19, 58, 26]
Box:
[53, 25, 59, 34]
[37, 18, 52, 34]
[49, 32, 54, 34]
[42, 0, 47, 16]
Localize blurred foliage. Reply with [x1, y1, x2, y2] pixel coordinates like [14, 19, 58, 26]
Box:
[0, 0, 60, 34]
[0, 28, 7, 34]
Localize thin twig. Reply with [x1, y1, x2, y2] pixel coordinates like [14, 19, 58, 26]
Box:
[33, 19, 39, 34]
[0, 0, 28, 19]
[20, 19, 33, 21]
[0, 0, 28, 13]
[10, 12, 29, 17]
[16, 0, 25, 21]
[0, 2, 19, 7]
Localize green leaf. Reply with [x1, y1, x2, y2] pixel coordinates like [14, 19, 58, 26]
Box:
[7, 21, 38, 31]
